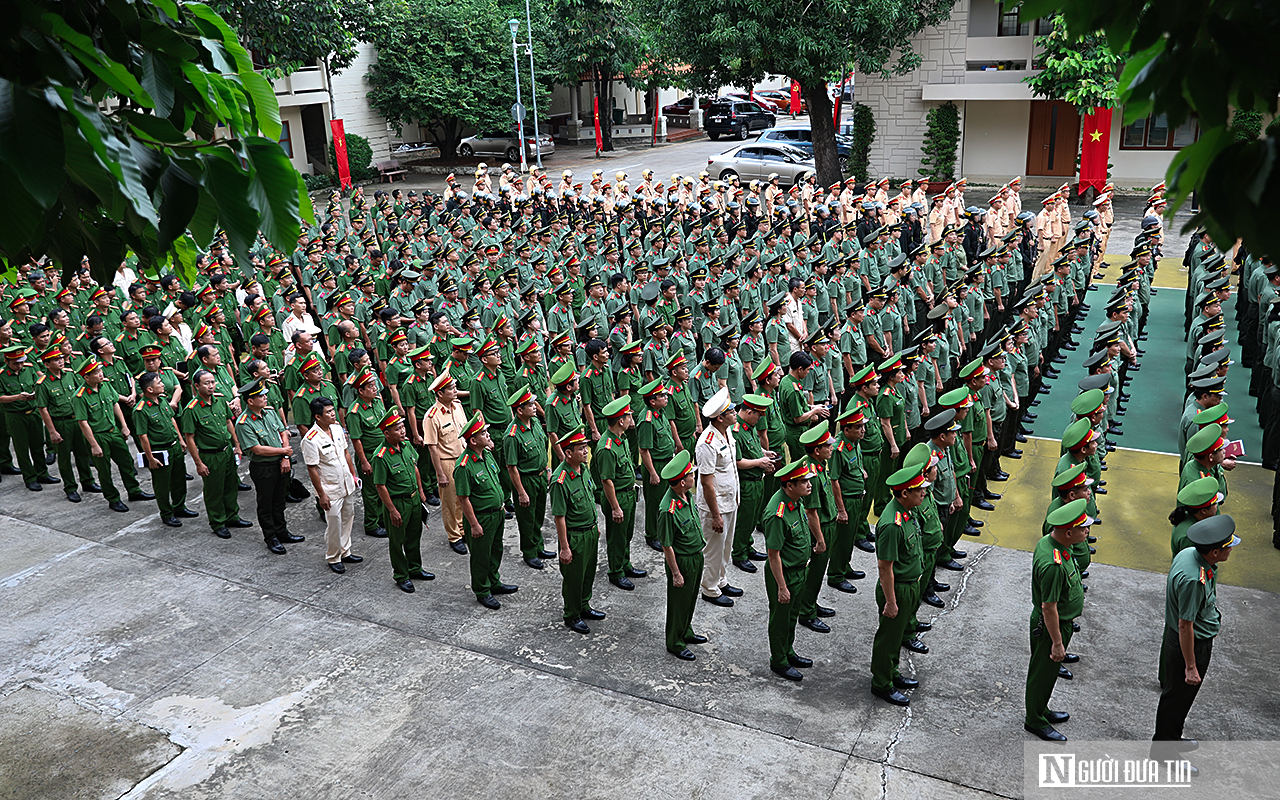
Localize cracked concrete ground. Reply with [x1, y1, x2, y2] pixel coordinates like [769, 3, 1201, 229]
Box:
[2, 461, 1277, 800]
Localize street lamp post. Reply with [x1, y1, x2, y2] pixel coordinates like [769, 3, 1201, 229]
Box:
[508, 18, 528, 173]
[524, 0, 542, 168]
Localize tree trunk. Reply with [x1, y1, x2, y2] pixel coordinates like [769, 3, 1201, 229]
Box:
[433, 120, 463, 159]
[802, 82, 841, 188]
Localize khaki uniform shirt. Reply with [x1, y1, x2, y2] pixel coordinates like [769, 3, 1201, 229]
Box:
[423, 400, 466, 460]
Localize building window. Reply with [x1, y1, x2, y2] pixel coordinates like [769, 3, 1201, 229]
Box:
[1121, 114, 1199, 150]
[278, 120, 293, 158]
[999, 4, 1029, 36]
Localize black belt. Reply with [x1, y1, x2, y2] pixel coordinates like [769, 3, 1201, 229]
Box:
[741, 474, 765, 482]
[390, 492, 417, 500]
[567, 525, 596, 534]
[51, 415, 72, 421]
[198, 446, 227, 454]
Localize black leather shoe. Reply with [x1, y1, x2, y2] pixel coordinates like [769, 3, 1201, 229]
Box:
[450, 540, 468, 554]
[829, 579, 857, 594]
[229, 518, 253, 528]
[748, 549, 768, 561]
[721, 583, 744, 597]
[931, 580, 950, 592]
[922, 593, 944, 608]
[610, 576, 635, 591]
[238, 481, 251, 491]
[855, 539, 876, 553]
[1025, 724, 1066, 742]
[1080, 570, 1089, 578]
[328, 562, 345, 574]
[893, 675, 920, 690]
[581, 608, 606, 621]
[799, 618, 830, 633]
[846, 568, 866, 580]
[366, 527, 388, 538]
[964, 525, 981, 536]
[1005, 450, 1023, 459]
[397, 580, 415, 594]
[787, 654, 813, 669]
[1058, 666, 1073, 680]
[1095, 487, 1107, 495]
[478, 594, 501, 610]
[83, 482, 102, 493]
[213, 527, 231, 539]
[44, 453, 56, 465]
[491, 583, 518, 594]
[990, 472, 1008, 481]
[974, 499, 995, 511]
[176, 507, 199, 518]
[902, 638, 929, 654]
[279, 532, 305, 543]
[984, 490, 1002, 500]
[872, 687, 910, 705]
[538, 549, 556, 559]
[26, 481, 42, 492]
[624, 566, 648, 579]
[1071, 621, 1080, 632]
[37, 474, 60, 484]
[425, 493, 441, 506]
[970, 518, 984, 527]
[939, 559, 964, 572]
[1023, 412, 1037, 421]
[734, 559, 758, 573]
[815, 605, 835, 618]
[916, 621, 932, 632]
[668, 647, 696, 661]
[0, 465, 21, 475]
[184, 473, 193, 481]
[564, 617, 589, 633]
[266, 539, 287, 554]
[1087, 534, 1097, 543]
[646, 538, 663, 552]
[408, 570, 435, 581]
[524, 557, 545, 570]
[128, 491, 155, 501]
[687, 633, 709, 645]
[342, 554, 363, 563]
[65, 491, 81, 503]
[1088, 546, 1096, 555]
[952, 548, 967, 558]
[1045, 709, 1070, 724]
[772, 664, 803, 681]
[1062, 653, 1080, 664]
[702, 594, 734, 607]
[865, 532, 876, 543]
[109, 500, 128, 512]
[1015, 433, 1027, 443]
[162, 517, 182, 528]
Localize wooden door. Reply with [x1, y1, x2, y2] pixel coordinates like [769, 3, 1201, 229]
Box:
[1026, 100, 1081, 176]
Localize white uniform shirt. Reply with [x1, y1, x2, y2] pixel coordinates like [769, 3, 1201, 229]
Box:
[301, 423, 356, 498]
[695, 424, 740, 513]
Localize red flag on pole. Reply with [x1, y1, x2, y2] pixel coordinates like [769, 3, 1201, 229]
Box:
[593, 97, 603, 156]
[789, 80, 800, 116]
[330, 119, 351, 190]
[1078, 107, 1112, 195]
[833, 75, 848, 129]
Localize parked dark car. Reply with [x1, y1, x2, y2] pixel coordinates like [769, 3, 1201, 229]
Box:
[661, 96, 713, 116]
[703, 100, 776, 141]
[756, 125, 854, 172]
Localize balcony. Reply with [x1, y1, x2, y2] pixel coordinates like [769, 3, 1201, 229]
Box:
[966, 35, 1039, 63]
[271, 67, 328, 107]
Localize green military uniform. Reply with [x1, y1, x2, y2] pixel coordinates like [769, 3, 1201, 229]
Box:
[668, 378, 697, 455]
[235, 403, 292, 543]
[593, 407, 637, 582]
[291, 380, 339, 431]
[1, 359, 51, 483]
[505, 416, 550, 560]
[871, 493, 925, 693]
[903, 443, 945, 634]
[763, 479, 811, 671]
[455, 446, 507, 598]
[180, 393, 240, 531]
[637, 401, 676, 538]
[551, 456, 599, 621]
[73, 382, 142, 504]
[852, 391, 884, 546]
[132, 396, 187, 519]
[1024, 501, 1087, 731]
[372, 439, 424, 583]
[797, 445, 836, 622]
[775, 372, 808, 461]
[348, 396, 388, 535]
[731, 398, 773, 564]
[656, 455, 704, 655]
[470, 365, 513, 504]
[36, 368, 95, 495]
[828, 429, 866, 584]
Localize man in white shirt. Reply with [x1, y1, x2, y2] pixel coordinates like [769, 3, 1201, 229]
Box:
[782, 277, 807, 354]
[301, 397, 362, 573]
[697, 388, 744, 606]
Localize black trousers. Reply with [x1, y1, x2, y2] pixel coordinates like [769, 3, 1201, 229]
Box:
[249, 458, 290, 542]
[1153, 626, 1213, 742]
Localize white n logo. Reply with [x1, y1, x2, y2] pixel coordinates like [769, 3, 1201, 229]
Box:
[1039, 753, 1076, 787]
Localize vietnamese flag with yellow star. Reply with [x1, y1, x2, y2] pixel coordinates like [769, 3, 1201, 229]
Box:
[1078, 107, 1112, 194]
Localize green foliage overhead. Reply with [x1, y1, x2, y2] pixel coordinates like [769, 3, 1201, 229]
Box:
[1023, 14, 1122, 109]
[1230, 109, 1264, 142]
[0, 0, 311, 286]
[364, 0, 553, 158]
[1022, 0, 1280, 256]
[206, 0, 369, 75]
[918, 101, 960, 181]
[329, 132, 375, 181]
[849, 104, 875, 184]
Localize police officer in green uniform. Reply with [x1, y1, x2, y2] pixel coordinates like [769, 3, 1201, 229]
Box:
[73, 356, 149, 511]
[470, 338, 514, 510]
[796, 423, 839, 634]
[902, 442, 946, 637]
[34, 347, 97, 501]
[0, 346, 55, 490]
[181, 369, 246, 538]
[347, 370, 388, 537]
[552, 426, 605, 633]
[657, 450, 707, 660]
[595, 396, 644, 590]
[236, 378, 304, 554]
[372, 408, 434, 593]
[1045, 463, 1095, 602]
[848, 366, 884, 552]
[504, 387, 554, 568]
[1181, 423, 1228, 500]
[546, 362, 582, 463]
[456, 410, 517, 609]
[765, 458, 821, 682]
[870, 461, 929, 706]
[1024, 498, 1090, 742]
[1169, 477, 1221, 556]
[730, 393, 777, 572]
[926, 409, 964, 598]
[827, 405, 868, 590]
[666, 351, 699, 455]
[133, 370, 193, 525]
[637, 377, 678, 550]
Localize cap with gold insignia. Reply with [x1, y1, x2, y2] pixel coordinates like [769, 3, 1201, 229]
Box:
[39, 347, 64, 362]
[299, 354, 324, 373]
[924, 407, 959, 433]
[1187, 423, 1225, 457]
[408, 345, 431, 363]
[75, 356, 101, 376]
[660, 450, 694, 482]
[701, 387, 733, 419]
[429, 370, 455, 392]
[886, 460, 930, 491]
[602, 396, 632, 419]
[1186, 513, 1238, 548]
[800, 422, 832, 449]
[238, 378, 269, 398]
[475, 338, 499, 359]
[751, 358, 778, 382]
[741, 393, 772, 413]
[561, 425, 589, 448]
[508, 388, 536, 407]
[352, 370, 378, 391]
[450, 337, 474, 352]
[777, 459, 812, 483]
[958, 358, 986, 380]
[461, 411, 486, 438]
[1194, 403, 1233, 427]
[551, 361, 577, 387]
[1177, 476, 1222, 510]
[378, 408, 405, 431]
[851, 364, 879, 387]
[1070, 388, 1106, 417]
[1062, 418, 1097, 451]
[1046, 497, 1092, 529]
[1051, 462, 1093, 490]
[640, 377, 668, 398]
[903, 441, 938, 471]
[139, 343, 163, 360]
[837, 404, 866, 425]
[665, 351, 687, 371]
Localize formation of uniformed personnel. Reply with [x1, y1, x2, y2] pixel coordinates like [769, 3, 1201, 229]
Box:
[455, 409, 517, 609]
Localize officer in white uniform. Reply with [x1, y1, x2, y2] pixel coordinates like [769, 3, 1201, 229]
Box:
[301, 396, 361, 573]
[697, 387, 745, 605]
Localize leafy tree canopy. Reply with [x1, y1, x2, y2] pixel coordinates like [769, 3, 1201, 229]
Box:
[1023, 0, 1280, 255]
[0, 0, 311, 286]
[1023, 13, 1122, 110]
[206, 0, 370, 76]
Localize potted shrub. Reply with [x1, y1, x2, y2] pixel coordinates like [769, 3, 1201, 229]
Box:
[917, 101, 960, 193]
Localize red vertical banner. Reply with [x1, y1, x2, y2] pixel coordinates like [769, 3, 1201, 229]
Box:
[593, 96, 604, 155]
[1078, 107, 1113, 195]
[330, 119, 351, 190]
[832, 75, 848, 129]
[789, 80, 800, 116]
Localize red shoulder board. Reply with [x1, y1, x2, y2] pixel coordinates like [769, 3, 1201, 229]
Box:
[1053, 549, 1062, 565]
[556, 471, 567, 484]
[894, 511, 903, 526]
[774, 501, 787, 517]
[507, 423, 518, 437]
[667, 498, 679, 514]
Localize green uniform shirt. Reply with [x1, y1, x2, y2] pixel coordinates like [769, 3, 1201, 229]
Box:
[0, 365, 39, 414]
[733, 418, 766, 479]
[776, 374, 808, 441]
[1170, 519, 1195, 557]
[132, 396, 179, 448]
[36, 370, 79, 419]
[235, 408, 287, 462]
[503, 418, 548, 473]
[854, 393, 884, 451]
[372, 441, 419, 496]
[454, 448, 504, 511]
[763, 488, 810, 569]
[547, 393, 583, 440]
[1165, 547, 1221, 638]
[803, 459, 836, 524]
[930, 439, 956, 505]
[636, 406, 675, 461]
[579, 364, 616, 422]
[668, 379, 697, 444]
[470, 367, 513, 429]
[592, 430, 634, 498]
[550, 461, 597, 529]
[180, 394, 234, 450]
[347, 397, 388, 452]
[71, 383, 117, 433]
[292, 381, 339, 430]
[830, 435, 865, 497]
[875, 384, 906, 448]
[656, 487, 704, 557]
[874, 497, 925, 582]
[1030, 533, 1085, 622]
